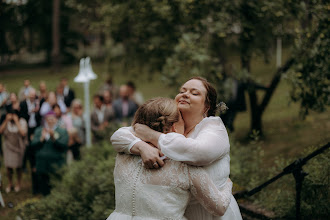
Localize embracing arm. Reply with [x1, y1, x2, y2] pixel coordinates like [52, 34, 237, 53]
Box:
[189, 167, 232, 216]
[110, 126, 143, 154]
[134, 122, 230, 166]
[110, 126, 165, 168]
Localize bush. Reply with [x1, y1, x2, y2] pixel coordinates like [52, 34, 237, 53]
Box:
[19, 141, 117, 220]
[230, 138, 329, 219]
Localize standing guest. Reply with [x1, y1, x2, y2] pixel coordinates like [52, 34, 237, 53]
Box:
[103, 90, 114, 110]
[113, 85, 138, 126]
[6, 93, 20, 113]
[0, 83, 9, 117]
[0, 83, 9, 154]
[99, 77, 119, 99]
[19, 89, 41, 177]
[91, 95, 115, 142]
[67, 99, 85, 160]
[126, 81, 144, 106]
[40, 91, 67, 117]
[37, 81, 48, 105]
[20, 89, 41, 142]
[52, 104, 73, 130]
[0, 109, 28, 193]
[60, 77, 75, 108]
[18, 79, 34, 101]
[30, 111, 68, 196]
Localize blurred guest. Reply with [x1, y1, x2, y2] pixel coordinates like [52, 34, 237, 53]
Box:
[37, 81, 48, 105]
[20, 88, 41, 142]
[0, 109, 28, 193]
[67, 99, 85, 160]
[52, 104, 73, 130]
[20, 89, 42, 174]
[99, 77, 119, 99]
[5, 93, 20, 113]
[60, 77, 75, 108]
[18, 79, 34, 101]
[0, 83, 9, 117]
[127, 81, 144, 106]
[91, 95, 115, 141]
[30, 111, 68, 196]
[40, 91, 66, 117]
[103, 90, 114, 110]
[113, 85, 138, 126]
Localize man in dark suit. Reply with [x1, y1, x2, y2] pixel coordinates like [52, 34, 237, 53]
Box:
[19, 88, 41, 194]
[60, 77, 75, 108]
[113, 85, 138, 126]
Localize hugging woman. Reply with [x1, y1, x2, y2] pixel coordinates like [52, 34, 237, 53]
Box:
[107, 97, 233, 220]
[111, 77, 242, 219]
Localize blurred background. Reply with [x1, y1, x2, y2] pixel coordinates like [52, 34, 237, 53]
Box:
[0, 0, 329, 219]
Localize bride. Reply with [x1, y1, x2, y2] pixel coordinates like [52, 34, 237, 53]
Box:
[107, 97, 233, 220]
[111, 77, 242, 219]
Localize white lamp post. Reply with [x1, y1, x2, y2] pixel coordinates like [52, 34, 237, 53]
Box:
[74, 57, 97, 147]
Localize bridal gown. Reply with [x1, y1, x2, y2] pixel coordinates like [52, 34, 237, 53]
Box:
[107, 153, 232, 220]
[111, 116, 242, 220]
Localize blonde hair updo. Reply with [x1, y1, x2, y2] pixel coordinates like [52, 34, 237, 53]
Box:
[132, 97, 179, 134]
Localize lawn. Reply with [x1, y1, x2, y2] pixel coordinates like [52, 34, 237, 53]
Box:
[0, 54, 329, 219]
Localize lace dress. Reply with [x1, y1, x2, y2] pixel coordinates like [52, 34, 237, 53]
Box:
[107, 154, 232, 220]
[111, 116, 242, 220]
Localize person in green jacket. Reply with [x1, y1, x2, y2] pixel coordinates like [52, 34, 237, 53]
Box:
[31, 110, 68, 196]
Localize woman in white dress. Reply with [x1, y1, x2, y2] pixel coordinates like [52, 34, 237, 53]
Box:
[111, 77, 242, 219]
[107, 97, 233, 220]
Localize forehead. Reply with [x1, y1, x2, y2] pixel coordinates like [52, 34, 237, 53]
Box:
[181, 79, 207, 92]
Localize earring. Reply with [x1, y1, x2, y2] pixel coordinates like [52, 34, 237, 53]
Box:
[203, 112, 207, 118]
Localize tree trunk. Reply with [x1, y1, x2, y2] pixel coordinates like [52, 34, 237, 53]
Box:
[248, 85, 263, 136]
[51, 0, 60, 72]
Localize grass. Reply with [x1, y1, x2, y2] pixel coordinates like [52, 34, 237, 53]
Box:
[0, 52, 329, 219]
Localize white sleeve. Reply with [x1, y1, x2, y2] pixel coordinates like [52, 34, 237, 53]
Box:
[158, 126, 229, 166]
[189, 166, 232, 216]
[110, 126, 142, 154]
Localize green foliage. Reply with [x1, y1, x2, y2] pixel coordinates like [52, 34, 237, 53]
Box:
[287, 9, 330, 118]
[19, 141, 117, 220]
[1, 0, 82, 64]
[231, 139, 330, 218]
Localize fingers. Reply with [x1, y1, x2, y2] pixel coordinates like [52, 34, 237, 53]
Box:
[156, 157, 165, 167]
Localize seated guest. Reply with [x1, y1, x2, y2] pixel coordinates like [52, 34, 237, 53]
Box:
[30, 111, 68, 196]
[113, 85, 138, 126]
[0, 109, 28, 193]
[91, 94, 115, 142]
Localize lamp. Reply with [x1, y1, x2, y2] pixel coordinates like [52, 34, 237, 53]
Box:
[74, 57, 97, 147]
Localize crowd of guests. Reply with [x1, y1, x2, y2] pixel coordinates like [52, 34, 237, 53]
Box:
[0, 77, 143, 196]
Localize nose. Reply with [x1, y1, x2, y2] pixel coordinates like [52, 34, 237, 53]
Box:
[181, 91, 189, 98]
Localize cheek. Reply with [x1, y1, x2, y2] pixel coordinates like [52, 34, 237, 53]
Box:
[174, 94, 181, 103]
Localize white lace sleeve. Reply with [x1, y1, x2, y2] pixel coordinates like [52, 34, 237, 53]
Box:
[110, 126, 142, 154]
[158, 125, 229, 166]
[189, 166, 232, 216]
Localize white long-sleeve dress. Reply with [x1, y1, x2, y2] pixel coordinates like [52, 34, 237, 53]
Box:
[107, 154, 232, 220]
[110, 116, 242, 220]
